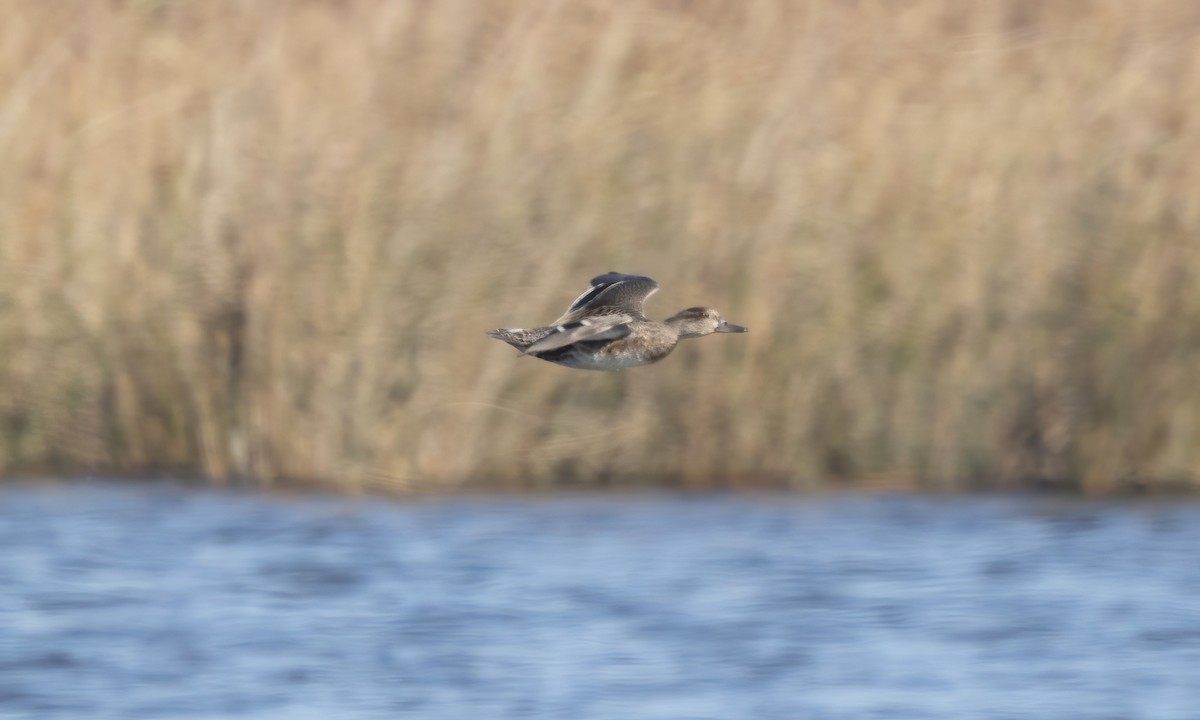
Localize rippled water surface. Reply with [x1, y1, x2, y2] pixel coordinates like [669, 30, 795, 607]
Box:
[2, 482, 1199, 719]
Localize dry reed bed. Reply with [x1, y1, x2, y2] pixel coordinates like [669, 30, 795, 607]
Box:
[1, 0, 1198, 492]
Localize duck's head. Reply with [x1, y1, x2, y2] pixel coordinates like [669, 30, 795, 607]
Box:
[665, 307, 749, 339]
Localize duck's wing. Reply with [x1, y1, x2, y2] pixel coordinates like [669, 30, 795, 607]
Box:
[523, 313, 634, 355]
[557, 272, 659, 322]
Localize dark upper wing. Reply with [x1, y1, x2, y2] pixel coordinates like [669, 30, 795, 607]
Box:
[557, 272, 660, 322]
[523, 314, 634, 355]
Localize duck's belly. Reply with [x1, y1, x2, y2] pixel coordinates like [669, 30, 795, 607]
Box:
[533, 343, 672, 371]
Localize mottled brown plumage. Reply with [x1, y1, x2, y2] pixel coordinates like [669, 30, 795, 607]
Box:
[487, 272, 747, 370]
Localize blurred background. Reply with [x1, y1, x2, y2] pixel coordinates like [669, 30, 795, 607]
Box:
[3, 0, 1199, 493]
[3, 1, 1200, 718]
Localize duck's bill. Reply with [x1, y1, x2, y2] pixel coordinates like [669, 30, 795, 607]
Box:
[716, 321, 748, 333]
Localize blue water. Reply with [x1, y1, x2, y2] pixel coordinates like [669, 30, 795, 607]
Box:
[1, 482, 1199, 720]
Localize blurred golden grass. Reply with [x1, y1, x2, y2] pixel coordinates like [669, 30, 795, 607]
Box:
[2, 0, 1199, 493]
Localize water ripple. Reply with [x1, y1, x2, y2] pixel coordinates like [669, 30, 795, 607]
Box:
[1, 483, 1199, 720]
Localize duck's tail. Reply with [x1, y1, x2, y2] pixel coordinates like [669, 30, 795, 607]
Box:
[486, 327, 554, 352]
